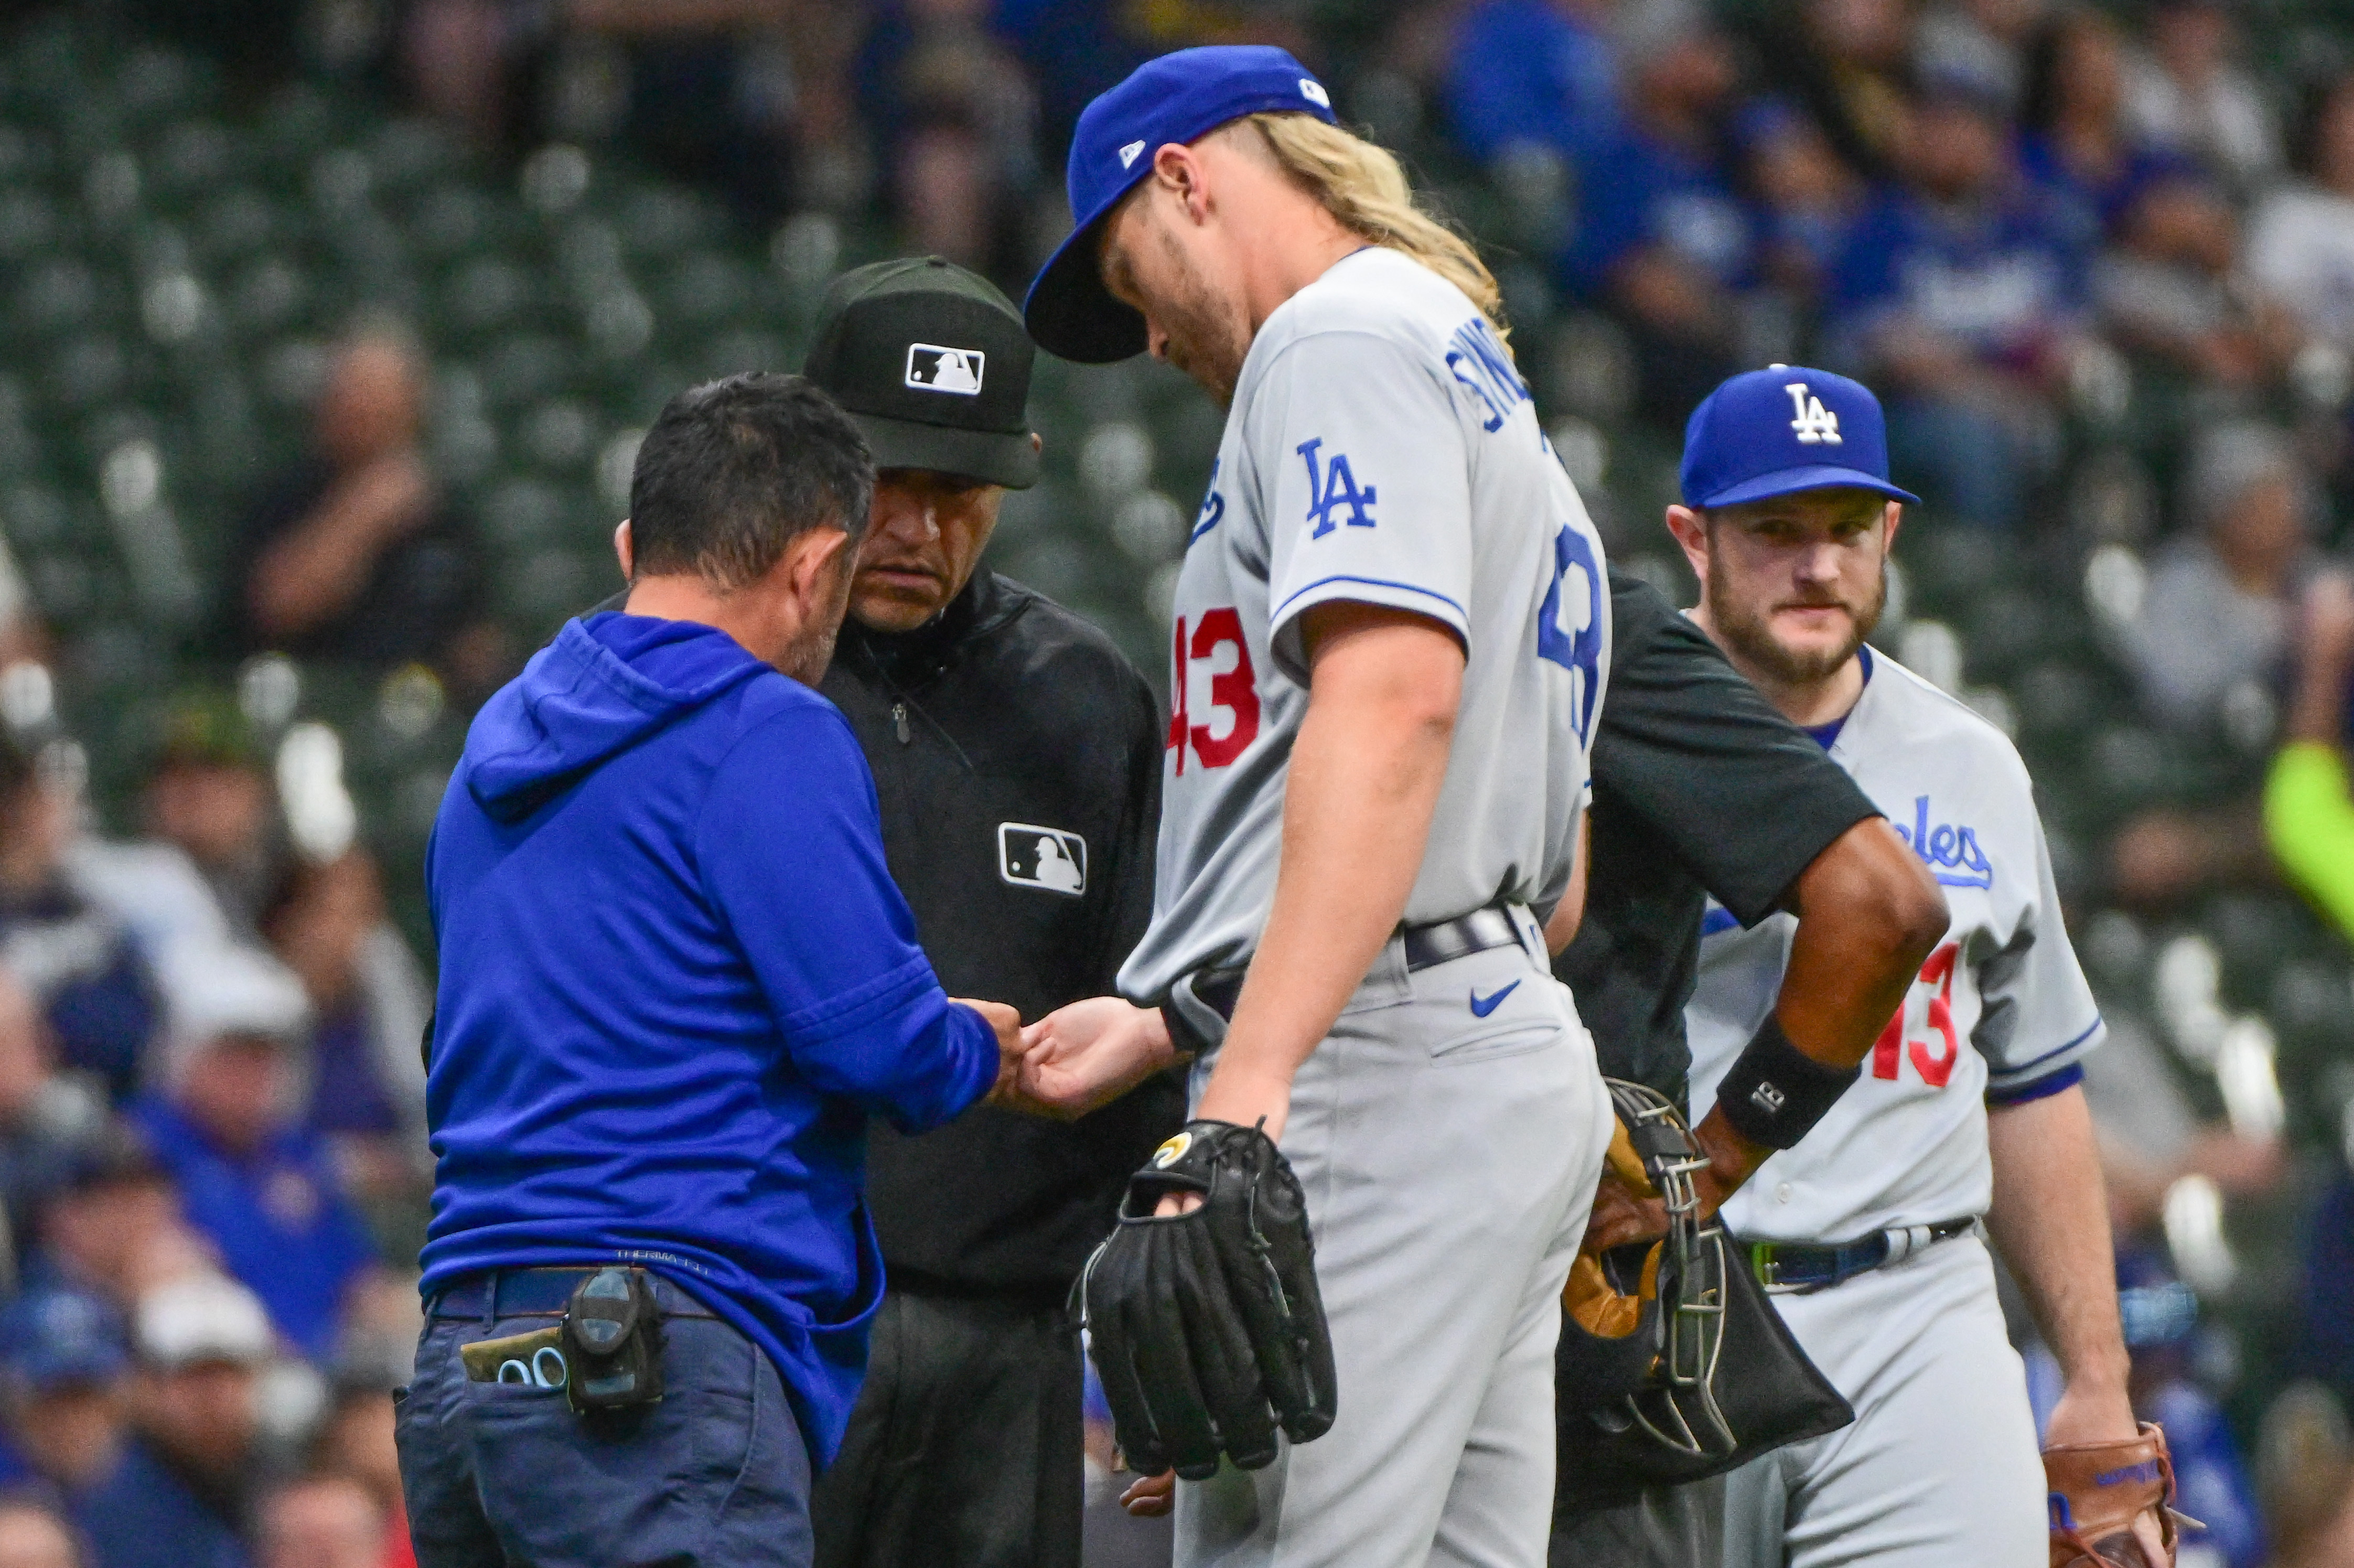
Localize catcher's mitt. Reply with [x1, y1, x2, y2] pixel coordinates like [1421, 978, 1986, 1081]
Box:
[2046, 1422, 2196, 1567]
[1554, 1080, 1853, 1514]
[1079, 1119, 1336, 1480]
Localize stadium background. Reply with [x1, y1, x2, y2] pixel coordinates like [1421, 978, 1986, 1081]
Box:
[0, 0, 2345, 1563]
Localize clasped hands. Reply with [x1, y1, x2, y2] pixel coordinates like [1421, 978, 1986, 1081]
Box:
[959, 995, 1183, 1122]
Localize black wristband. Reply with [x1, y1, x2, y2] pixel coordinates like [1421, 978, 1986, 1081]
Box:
[1715, 1014, 1859, 1150]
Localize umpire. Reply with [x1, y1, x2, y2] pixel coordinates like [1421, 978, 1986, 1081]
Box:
[1546, 565, 1948, 1565]
[401, 373, 1033, 1568]
[799, 258, 1180, 1568]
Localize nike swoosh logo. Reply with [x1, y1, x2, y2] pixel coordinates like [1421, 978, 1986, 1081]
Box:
[1469, 980, 1521, 1018]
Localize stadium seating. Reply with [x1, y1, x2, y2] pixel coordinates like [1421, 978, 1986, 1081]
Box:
[0, 2, 2346, 1449]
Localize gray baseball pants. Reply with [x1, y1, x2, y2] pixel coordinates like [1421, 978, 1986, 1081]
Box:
[1171, 917, 1610, 1568]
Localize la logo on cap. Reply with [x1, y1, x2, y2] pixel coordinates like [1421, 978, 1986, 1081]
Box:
[1785, 382, 1842, 446]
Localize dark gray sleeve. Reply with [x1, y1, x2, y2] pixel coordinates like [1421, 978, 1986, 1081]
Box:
[1595, 577, 1880, 925]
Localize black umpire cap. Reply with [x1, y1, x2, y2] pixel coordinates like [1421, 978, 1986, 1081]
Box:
[801, 256, 1040, 490]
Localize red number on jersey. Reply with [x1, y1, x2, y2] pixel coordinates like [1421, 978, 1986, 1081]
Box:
[1908, 944, 1961, 1088]
[1166, 608, 1262, 773]
[1870, 941, 1963, 1088]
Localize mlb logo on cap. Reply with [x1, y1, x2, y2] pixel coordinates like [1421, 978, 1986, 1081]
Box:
[905, 343, 985, 395]
[1680, 366, 1920, 510]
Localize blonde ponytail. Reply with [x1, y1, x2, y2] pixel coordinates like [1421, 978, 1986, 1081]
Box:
[1243, 112, 1510, 342]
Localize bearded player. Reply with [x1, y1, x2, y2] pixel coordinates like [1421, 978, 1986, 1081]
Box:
[1672, 367, 2178, 1567]
[1015, 44, 1615, 1568]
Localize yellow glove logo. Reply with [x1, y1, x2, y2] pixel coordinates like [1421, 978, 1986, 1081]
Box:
[1152, 1132, 1192, 1169]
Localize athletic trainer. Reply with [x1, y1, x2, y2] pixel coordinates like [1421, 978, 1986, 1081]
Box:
[1019, 45, 1613, 1568]
[798, 257, 1179, 1568]
[402, 375, 1040, 1568]
[1671, 367, 2162, 1567]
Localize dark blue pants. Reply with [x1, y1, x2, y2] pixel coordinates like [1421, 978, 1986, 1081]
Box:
[396, 1279, 813, 1568]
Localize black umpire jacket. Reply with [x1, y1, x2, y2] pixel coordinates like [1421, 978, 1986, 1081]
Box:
[821, 568, 1182, 1305]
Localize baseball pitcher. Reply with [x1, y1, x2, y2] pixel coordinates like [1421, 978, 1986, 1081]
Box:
[1014, 44, 1615, 1568]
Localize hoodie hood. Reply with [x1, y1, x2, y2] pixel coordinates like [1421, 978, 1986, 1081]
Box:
[465, 614, 772, 822]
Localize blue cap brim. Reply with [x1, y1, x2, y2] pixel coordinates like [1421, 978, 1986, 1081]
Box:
[1692, 463, 1919, 509]
[1025, 202, 1148, 364]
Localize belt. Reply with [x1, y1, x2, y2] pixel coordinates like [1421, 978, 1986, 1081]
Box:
[1187, 904, 1531, 1023]
[428, 1268, 722, 1320]
[1749, 1217, 1975, 1295]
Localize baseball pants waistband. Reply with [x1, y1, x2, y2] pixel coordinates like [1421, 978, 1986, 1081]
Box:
[1749, 1217, 1976, 1294]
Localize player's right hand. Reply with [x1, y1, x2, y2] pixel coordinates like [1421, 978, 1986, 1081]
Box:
[1014, 996, 1175, 1119]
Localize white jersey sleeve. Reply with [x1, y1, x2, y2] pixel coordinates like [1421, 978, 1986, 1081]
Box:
[1257, 329, 1474, 682]
[1974, 809, 2105, 1097]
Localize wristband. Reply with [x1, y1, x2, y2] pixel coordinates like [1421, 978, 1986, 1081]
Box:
[1714, 1014, 1859, 1150]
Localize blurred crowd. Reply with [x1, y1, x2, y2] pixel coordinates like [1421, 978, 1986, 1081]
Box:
[0, 571, 428, 1564]
[0, 0, 2351, 1564]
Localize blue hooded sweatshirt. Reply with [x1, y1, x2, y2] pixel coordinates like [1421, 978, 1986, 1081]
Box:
[419, 613, 998, 1465]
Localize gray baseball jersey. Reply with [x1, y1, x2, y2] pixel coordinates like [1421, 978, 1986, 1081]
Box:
[1116, 248, 1611, 1004]
[1686, 650, 2104, 1242]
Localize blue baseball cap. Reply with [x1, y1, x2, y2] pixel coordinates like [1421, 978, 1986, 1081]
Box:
[1024, 46, 1338, 363]
[1, 1286, 126, 1391]
[1680, 366, 1919, 509]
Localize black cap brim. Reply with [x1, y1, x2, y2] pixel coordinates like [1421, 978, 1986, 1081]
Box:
[1024, 208, 1148, 364]
[850, 411, 1039, 489]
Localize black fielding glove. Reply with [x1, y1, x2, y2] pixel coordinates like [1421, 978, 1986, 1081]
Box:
[1081, 1119, 1337, 1481]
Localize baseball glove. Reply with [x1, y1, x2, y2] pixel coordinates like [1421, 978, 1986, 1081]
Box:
[1080, 1119, 1337, 1480]
[2045, 1422, 2194, 1567]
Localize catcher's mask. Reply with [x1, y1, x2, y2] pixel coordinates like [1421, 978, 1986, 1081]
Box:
[1557, 1079, 1736, 1463]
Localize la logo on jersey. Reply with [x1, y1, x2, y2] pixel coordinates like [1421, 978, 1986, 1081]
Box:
[1785, 382, 1842, 445]
[1296, 438, 1377, 538]
[906, 344, 985, 394]
[998, 823, 1087, 895]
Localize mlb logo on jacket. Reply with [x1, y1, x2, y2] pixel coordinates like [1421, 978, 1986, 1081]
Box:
[998, 823, 1087, 895]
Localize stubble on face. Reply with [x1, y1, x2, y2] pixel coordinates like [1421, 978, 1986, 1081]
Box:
[1702, 512, 1889, 689]
[779, 536, 856, 686]
[1104, 197, 1253, 407]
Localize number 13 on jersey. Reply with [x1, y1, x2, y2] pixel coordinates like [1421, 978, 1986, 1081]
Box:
[1538, 524, 1603, 743]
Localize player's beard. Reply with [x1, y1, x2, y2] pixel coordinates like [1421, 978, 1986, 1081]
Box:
[1146, 228, 1252, 407]
[1705, 553, 1887, 689]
